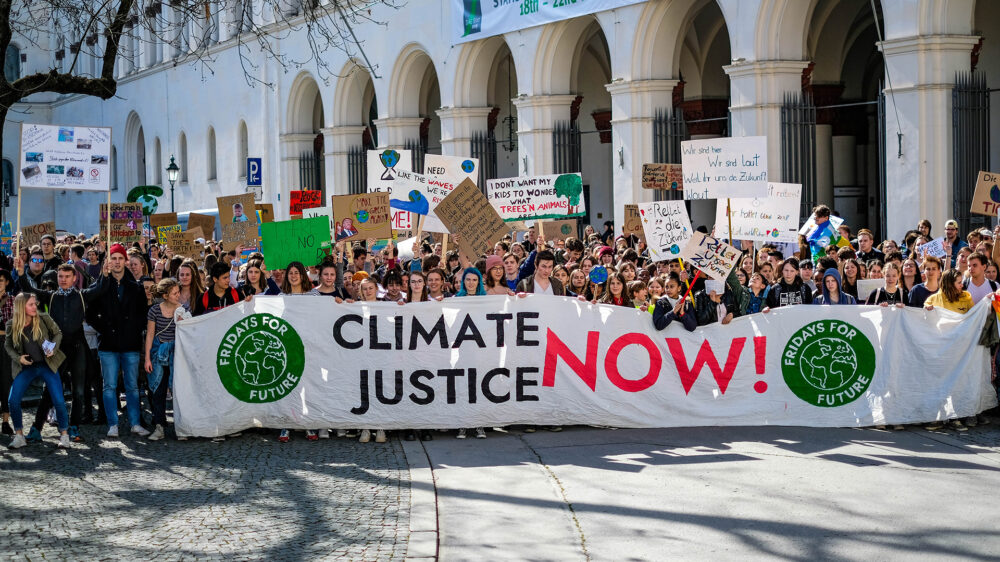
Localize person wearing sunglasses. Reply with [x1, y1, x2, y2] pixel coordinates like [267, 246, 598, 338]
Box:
[14, 249, 49, 292]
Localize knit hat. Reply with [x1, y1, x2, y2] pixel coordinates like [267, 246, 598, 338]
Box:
[485, 255, 503, 272]
[109, 243, 128, 258]
[598, 246, 615, 258]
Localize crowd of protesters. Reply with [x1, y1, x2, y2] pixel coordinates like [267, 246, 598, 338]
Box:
[3, 205, 998, 449]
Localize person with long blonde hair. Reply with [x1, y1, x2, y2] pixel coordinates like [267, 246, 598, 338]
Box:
[4, 293, 70, 449]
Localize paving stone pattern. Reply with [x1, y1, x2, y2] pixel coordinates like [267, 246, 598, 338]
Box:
[0, 418, 411, 561]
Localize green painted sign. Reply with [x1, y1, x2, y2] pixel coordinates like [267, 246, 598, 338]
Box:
[260, 215, 331, 270]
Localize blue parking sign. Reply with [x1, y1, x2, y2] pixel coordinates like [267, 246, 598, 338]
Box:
[247, 158, 262, 186]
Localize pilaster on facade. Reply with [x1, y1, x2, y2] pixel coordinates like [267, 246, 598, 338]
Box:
[372, 117, 425, 149]
[878, 34, 980, 238]
[512, 94, 578, 176]
[322, 125, 365, 197]
[279, 132, 320, 217]
[436, 107, 493, 156]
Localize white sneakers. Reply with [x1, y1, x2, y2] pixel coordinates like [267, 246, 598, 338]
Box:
[8, 433, 26, 449]
[131, 425, 151, 437]
[359, 429, 372, 443]
[107, 425, 119, 438]
[149, 425, 165, 441]
[375, 430, 387, 443]
[58, 433, 71, 448]
[319, 429, 330, 439]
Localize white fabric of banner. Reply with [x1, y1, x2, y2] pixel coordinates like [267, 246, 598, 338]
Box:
[174, 295, 998, 437]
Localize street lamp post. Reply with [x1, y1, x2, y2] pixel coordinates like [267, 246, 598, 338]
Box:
[166, 155, 180, 212]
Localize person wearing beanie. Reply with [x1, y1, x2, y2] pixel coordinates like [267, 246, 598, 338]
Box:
[483, 255, 511, 296]
[90, 242, 150, 438]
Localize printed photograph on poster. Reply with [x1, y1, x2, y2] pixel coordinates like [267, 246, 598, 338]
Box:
[218, 193, 260, 248]
[19, 124, 112, 191]
[331, 193, 392, 242]
[680, 136, 768, 200]
[713, 183, 802, 243]
[486, 173, 586, 221]
[636, 201, 693, 262]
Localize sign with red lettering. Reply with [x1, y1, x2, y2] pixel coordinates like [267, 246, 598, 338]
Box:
[486, 173, 586, 222]
[290, 190, 323, 216]
[970, 171, 1000, 217]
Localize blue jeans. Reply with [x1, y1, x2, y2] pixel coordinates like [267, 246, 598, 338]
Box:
[98, 351, 141, 427]
[9, 364, 68, 432]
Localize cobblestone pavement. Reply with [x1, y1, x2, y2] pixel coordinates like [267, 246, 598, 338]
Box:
[0, 414, 412, 562]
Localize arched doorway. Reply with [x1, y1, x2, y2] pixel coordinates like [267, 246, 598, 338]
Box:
[387, 46, 443, 172]
[286, 73, 326, 201]
[125, 111, 147, 189]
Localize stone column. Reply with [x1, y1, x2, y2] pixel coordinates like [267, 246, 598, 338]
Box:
[512, 94, 578, 176]
[322, 125, 365, 197]
[436, 107, 493, 157]
[372, 117, 424, 150]
[279, 133, 318, 219]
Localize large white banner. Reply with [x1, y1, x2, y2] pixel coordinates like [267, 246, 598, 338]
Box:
[452, 0, 646, 45]
[19, 124, 112, 191]
[173, 296, 997, 437]
[368, 149, 413, 231]
[714, 183, 802, 243]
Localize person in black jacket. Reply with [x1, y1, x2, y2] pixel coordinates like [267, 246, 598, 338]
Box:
[17, 262, 108, 442]
[16, 248, 47, 292]
[90, 243, 150, 438]
[763, 258, 814, 311]
[652, 273, 697, 332]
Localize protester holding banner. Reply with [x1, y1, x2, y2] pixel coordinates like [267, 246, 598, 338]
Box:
[762, 258, 813, 311]
[280, 262, 313, 295]
[924, 269, 973, 314]
[144, 278, 188, 441]
[176, 260, 204, 310]
[426, 269, 450, 300]
[866, 263, 908, 306]
[963, 252, 998, 303]
[597, 272, 633, 308]
[516, 250, 564, 296]
[483, 256, 512, 296]
[907, 256, 943, 308]
[309, 261, 350, 302]
[193, 262, 246, 317]
[567, 268, 589, 298]
[813, 268, 857, 305]
[838, 259, 861, 300]
[651, 274, 697, 332]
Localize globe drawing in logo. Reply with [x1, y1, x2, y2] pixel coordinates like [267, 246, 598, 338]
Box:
[218, 313, 305, 403]
[234, 332, 287, 387]
[798, 337, 858, 391]
[461, 159, 475, 173]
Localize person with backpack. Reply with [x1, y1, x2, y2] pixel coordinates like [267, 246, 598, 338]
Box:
[193, 262, 246, 316]
[963, 251, 996, 305]
[14, 262, 109, 443]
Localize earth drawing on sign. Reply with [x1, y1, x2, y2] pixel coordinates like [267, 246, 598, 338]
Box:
[235, 333, 287, 386]
[799, 337, 858, 390]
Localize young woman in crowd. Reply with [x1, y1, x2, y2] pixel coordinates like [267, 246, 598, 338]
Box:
[597, 272, 633, 308]
[758, 262, 775, 285]
[281, 262, 313, 295]
[867, 260, 884, 280]
[579, 256, 596, 278]
[309, 261, 350, 302]
[629, 281, 649, 311]
[901, 259, 921, 294]
[484, 256, 511, 296]
[813, 268, 857, 305]
[143, 278, 189, 441]
[553, 265, 572, 289]
[866, 263, 907, 306]
[924, 269, 972, 314]
[987, 263, 998, 283]
[4, 293, 70, 449]
[382, 271, 406, 303]
[652, 273, 696, 332]
[426, 269, 449, 300]
[567, 267, 589, 298]
[240, 259, 271, 296]
[619, 262, 637, 283]
[407, 271, 429, 303]
[839, 258, 861, 299]
[176, 260, 204, 311]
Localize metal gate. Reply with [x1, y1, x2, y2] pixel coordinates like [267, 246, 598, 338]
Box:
[651, 109, 687, 202]
[298, 149, 323, 193]
[347, 146, 367, 195]
[953, 72, 991, 234]
[781, 93, 817, 222]
[470, 130, 498, 194]
[552, 121, 581, 174]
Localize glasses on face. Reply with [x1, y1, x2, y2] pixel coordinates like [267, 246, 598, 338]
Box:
[30, 258, 44, 264]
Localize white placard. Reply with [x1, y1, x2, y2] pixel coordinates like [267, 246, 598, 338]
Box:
[714, 183, 802, 243]
[680, 136, 768, 200]
[368, 149, 413, 233]
[636, 201, 693, 262]
[680, 232, 742, 280]
[916, 237, 947, 259]
[857, 279, 883, 303]
[19, 124, 112, 191]
[422, 154, 479, 233]
[486, 173, 587, 222]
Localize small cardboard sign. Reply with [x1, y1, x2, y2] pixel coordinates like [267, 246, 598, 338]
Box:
[256, 203, 275, 223]
[184, 227, 205, 240]
[642, 163, 683, 190]
[157, 224, 182, 245]
[970, 171, 1000, 217]
[166, 230, 200, 259]
[187, 213, 215, 238]
[21, 221, 55, 249]
[331, 193, 392, 242]
[435, 178, 509, 259]
[149, 212, 178, 229]
[540, 219, 578, 239]
[624, 204, 646, 244]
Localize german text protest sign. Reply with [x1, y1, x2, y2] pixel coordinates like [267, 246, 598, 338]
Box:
[260, 216, 332, 270]
[624, 204, 646, 245]
[681, 136, 768, 199]
[642, 163, 683, 190]
[636, 201, 693, 262]
[290, 190, 323, 216]
[422, 154, 479, 233]
[173, 295, 997, 437]
[713, 183, 802, 243]
[21, 221, 55, 248]
[435, 178, 508, 258]
[486, 173, 586, 221]
[970, 171, 1000, 217]
[331, 193, 392, 242]
[681, 232, 741, 280]
[218, 193, 259, 249]
[99, 202, 143, 243]
[19, 124, 112, 191]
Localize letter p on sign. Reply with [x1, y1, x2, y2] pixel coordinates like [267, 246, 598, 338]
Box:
[247, 158, 262, 187]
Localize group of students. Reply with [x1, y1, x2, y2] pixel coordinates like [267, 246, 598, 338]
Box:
[2, 207, 997, 449]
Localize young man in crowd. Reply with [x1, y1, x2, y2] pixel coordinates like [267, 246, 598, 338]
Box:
[856, 229, 884, 264]
[517, 250, 565, 296]
[943, 219, 968, 268]
[39, 234, 62, 273]
[193, 262, 246, 316]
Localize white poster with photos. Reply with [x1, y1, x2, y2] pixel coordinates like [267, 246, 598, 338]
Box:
[19, 124, 112, 191]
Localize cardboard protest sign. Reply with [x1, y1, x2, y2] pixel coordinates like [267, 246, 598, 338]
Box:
[218, 193, 260, 249]
[331, 193, 392, 242]
[260, 216, 332, 270]
[19, 124, 112, 191]
[157, 224, 181, 245]
[166, 230, 200, 259]
[290, 190, 323, 216]
[187, 213, 215, 238]
[970, 171, 1000, 217]
[435, 178, 509, 259]
[681, 232, 741, 280]
[184, 227, 205, 240]
[0, 222, 11, 255]
[256, 204, 274, 223]
[486, 173, 586, 221]
[149, 212, 178, 229]
[916, 237, 947, 259]
[856, 279, 882, 303]
[680, 136, 768, 199]
[713, 183, 802, 243]
[21, 221, 55, 249]
[422, 155, 479, 232]
[624, 204, 646, 244]
[367, 149, 413, 233]
[642, 163, 683, 190]
[539, 219, 577, 240]
[99, 202, 143, 243]
[636, 201, 693, 262]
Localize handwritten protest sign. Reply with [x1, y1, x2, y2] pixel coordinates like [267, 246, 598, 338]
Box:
[332, 193, 391, 242]
[435, 178, 508, 258]
[680, 136, 768, 199]
[187, 213, 215, 238]
[636, 201, 693, 262]
[367, 149, 413, 233]
[422, 155, 479, 232]
[184, 227, 205, 240]
[539, 219, 577, 239]
[166, 230, 200, 259]
[290, 190, 323, 216]
[713, 183, 802, 243]
[681, 232, 740, 280]
[970, 171, 1000, 217]
[260, 216, 332, 270]
[218, 193, 259, 249]
[642, 163, 683, 190]
[21, 221, 55, 248]
[857, 279, 882, 303]
[149, 213, 177, 229]
[99, 202, 143, 243]
[624, 204, 646, 244]
[256, 204, 274, 223]
[157, 224, 181, 244]
[486, 173, 586, 221]
[0, 223, 11, 255]
[916, 237, 947, 259]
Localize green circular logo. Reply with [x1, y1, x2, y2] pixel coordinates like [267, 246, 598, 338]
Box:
[781, 320, 875, 407]
[217, 313, 305, 403]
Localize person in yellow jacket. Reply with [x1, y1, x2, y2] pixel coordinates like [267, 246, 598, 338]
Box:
[924, 269, 973, 314]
